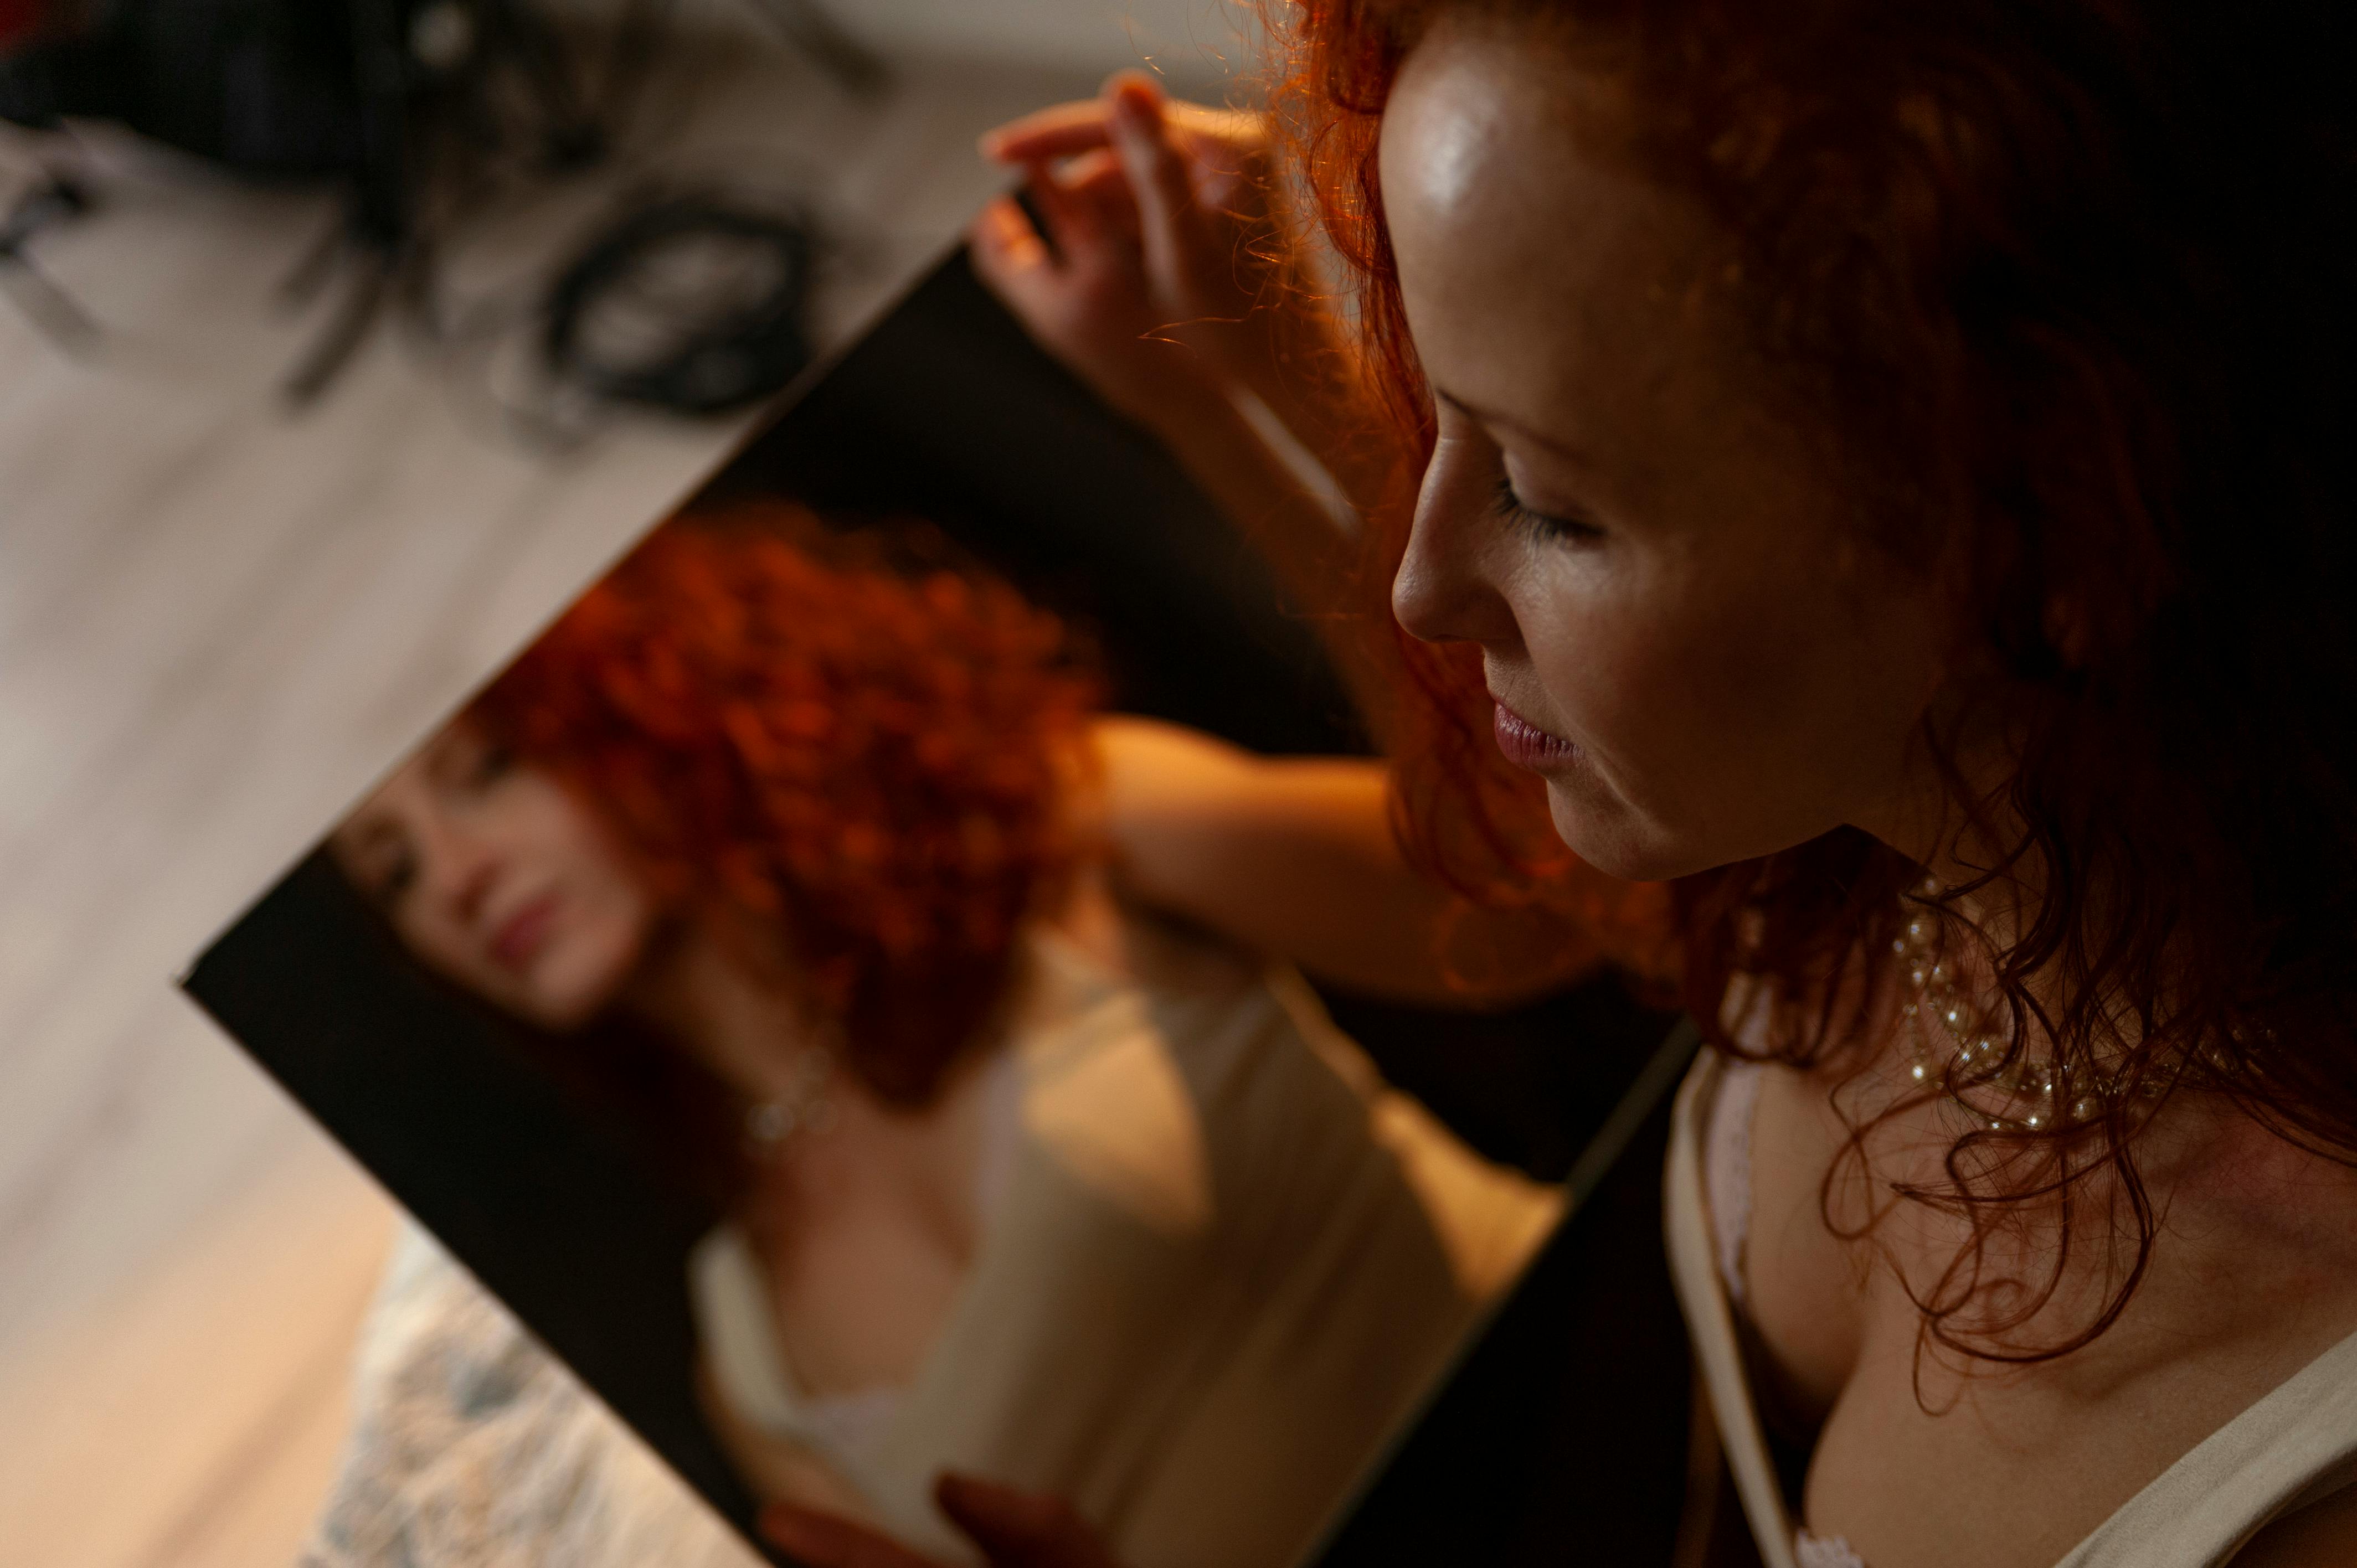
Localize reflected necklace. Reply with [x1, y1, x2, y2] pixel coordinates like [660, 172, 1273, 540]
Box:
[742, 1044, 838, 1159]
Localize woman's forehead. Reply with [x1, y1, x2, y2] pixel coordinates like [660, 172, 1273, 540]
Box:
[1384, 37, 1741, 468]
[338, 727, 465, 843]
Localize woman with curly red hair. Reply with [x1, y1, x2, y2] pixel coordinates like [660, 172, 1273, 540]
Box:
[321, 513, 1565, 1568]
[797, 1, 2357, 1565]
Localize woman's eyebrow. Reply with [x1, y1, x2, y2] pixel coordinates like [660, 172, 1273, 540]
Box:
[336, 813, 401, 860]
[420, 731, 474, 783]
[1432, 385, 1596, 467]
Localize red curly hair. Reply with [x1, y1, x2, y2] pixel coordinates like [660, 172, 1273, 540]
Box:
[471, 509, 1103, 1110]
[1272, 0, 2357, 1363]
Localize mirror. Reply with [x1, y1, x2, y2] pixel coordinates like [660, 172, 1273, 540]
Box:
[185, 246, 1689, 1568]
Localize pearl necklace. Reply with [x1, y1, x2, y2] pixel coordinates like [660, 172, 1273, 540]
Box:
[742, 1043, 838, 1159]
[1895, 887, 2158, 1133]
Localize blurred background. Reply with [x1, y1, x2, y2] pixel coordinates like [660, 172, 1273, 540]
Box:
[0, 3, 1265, 1564]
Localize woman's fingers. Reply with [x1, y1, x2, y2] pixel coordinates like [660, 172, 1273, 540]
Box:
[1016, 159, 1107, 261]
[1103, 77, 1222, 313]
[980, 87, 1256, 170]
[967, 190, 1103, 356]
[1060, 149, 1134, 216]
[976, 78, 1283, 405]
[934, 1474, 1123, 1568]
[980, 100, 1116, 164]
[971, 193, 1050, 275]
[984, 79, 1269, 329]
[760, 1502, 950, 1568]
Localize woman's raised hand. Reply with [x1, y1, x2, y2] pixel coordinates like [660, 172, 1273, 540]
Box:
[761, 1475, 1124, 1568]
[971, 73, 1396, 722]
[971, 72, 1283, 419]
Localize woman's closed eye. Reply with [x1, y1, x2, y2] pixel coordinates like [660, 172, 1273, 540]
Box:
[363, 842, 419, 909]
[470, 741, 517, 788]
[1489, 472, 1604, 545]
[438, 731, 516, 791]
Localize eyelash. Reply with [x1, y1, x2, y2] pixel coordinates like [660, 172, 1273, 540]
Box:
[370, 852, 417, 909]
[1489, 474, 1603, 545]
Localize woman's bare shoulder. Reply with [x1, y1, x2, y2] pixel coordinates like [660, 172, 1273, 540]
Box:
[1035, 832, 1262, 1003]
[1110, 895, 1264, 997]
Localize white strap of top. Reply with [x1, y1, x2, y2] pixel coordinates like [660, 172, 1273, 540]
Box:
[1668, 1048, 2357, 1568]
[1665, 1048, 1802, 1568]
[2054, 1324, 2357, 1567]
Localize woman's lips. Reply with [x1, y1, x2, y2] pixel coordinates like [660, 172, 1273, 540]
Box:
[1492, 700, 1579, 772]
[490, 893, 560, 972]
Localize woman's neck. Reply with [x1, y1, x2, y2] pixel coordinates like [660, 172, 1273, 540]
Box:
[622, 921, 824, 1104]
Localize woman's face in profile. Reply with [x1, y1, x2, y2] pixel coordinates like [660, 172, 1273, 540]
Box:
[330, 721, 658, 1030]
[1380, 16, 1958, 883]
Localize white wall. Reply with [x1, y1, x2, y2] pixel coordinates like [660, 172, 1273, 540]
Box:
[722, 0, 1268, 95]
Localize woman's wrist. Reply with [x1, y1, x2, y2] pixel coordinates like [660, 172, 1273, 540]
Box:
[1095, 343, 1254, 456]
[1205, 301, 1391, 519]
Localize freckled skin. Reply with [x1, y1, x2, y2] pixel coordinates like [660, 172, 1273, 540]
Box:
[330, 725, 659, 1031]
[1376, 18, 2357, 1568]
[1380, 17, 1954, 883]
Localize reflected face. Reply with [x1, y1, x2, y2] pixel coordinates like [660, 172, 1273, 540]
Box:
[330, 722, 658, 1030]
[1379, 18, 1956, 881]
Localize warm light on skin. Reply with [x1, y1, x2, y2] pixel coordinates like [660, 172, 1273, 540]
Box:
[1379, 16, 1959, 883]
[329, 721, 659, 1031]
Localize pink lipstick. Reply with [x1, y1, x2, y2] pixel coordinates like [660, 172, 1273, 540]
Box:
[1493, 700, 1578, 772]
[490, 893, 559, 972]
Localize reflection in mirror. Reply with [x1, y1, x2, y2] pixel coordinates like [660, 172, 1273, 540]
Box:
[313, 509, 1564, 1567]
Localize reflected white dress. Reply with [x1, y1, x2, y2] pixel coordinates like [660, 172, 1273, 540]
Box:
[304, 926, 1562, 1568]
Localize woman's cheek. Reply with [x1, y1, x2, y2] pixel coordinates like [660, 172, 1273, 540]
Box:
[1533, 577, 1775, 874]
[1521, 570, 1687, 764]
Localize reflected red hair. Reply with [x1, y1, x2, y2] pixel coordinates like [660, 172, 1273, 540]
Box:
[1273, 0, 2357, 1361]
[472, 511, 1102, 1107]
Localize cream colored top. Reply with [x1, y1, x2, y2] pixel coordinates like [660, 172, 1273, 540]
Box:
[695, 930, 1565, 1568]
[1666, 1048, 2357, 1568]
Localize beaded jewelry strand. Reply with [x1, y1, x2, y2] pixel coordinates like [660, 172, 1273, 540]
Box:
[742, 1042, 838, 1159]
[1895, 883, 2158, 1133]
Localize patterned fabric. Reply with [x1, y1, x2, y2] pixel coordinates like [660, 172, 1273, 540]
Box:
[1796, 1529, 1869, 1568]
[302, 1225, 763, 1568]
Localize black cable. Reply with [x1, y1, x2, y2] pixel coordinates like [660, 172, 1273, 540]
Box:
[541, 191, 812, 415]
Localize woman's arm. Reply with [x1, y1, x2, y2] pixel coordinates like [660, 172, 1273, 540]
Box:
[1090, 716, 1604, 1009]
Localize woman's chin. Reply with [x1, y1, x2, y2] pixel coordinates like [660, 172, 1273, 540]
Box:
[514, 953, 636, 1033]
[522, 919, 657, 1031]
[1543, 783, 1698, 884]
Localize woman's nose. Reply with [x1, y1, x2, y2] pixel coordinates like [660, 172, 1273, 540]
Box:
[427, 826, 502, 926]
[1392, 440, 1522, 649]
